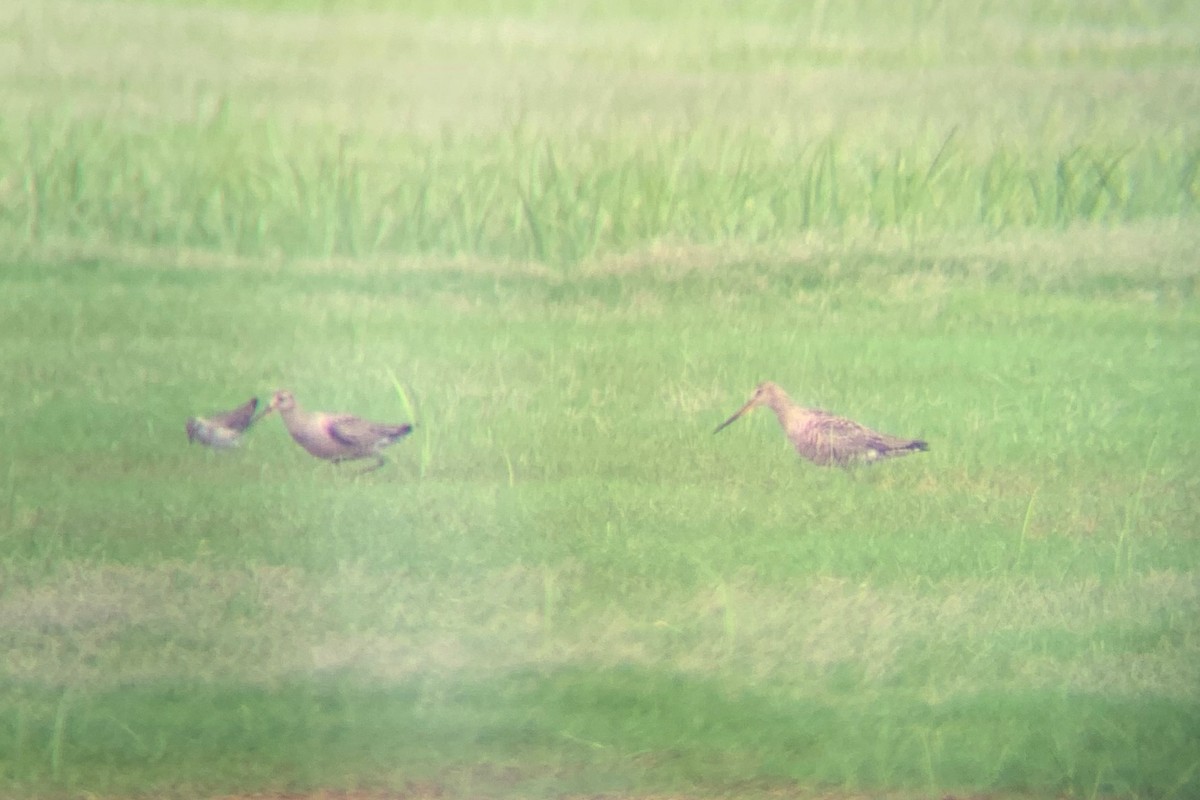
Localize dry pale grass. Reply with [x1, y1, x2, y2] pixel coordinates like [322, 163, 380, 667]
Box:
[3, 560, 1195, 701]
[6, 0, 1197, 145]
[16, 219, 1190, 289]
[133, 789, 1113, 800]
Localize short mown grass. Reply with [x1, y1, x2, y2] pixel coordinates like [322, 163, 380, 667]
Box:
[3, 236, 1197, 798]
[2, 0, 1199, 798]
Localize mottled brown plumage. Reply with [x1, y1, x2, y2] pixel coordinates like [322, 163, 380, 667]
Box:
[714, 382, 927, 467]
[186, 397, 262, 449]
[265, 390, 413, 472]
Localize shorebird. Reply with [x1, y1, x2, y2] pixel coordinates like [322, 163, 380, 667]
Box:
[264, 390, 413, 472]
[714, 381, 928, 467]
[186, 397, 262, 449]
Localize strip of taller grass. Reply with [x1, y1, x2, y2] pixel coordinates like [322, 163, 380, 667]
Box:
[4, 114, 1197, 267]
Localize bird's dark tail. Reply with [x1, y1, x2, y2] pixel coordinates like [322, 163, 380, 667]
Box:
[876, 438, 928, 459]
[383, 423, 414, 443]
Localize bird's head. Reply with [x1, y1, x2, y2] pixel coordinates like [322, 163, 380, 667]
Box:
[713, 381, 784, 434]
[265, 390, 296, 415]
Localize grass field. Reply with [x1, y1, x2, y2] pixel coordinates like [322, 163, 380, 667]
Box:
[2, 1, 1199, 798]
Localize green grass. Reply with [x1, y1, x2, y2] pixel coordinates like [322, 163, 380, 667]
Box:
[2, 0, 1199, 798]
[4, 0, 1200, 265]
[3, 242, 1197, 798]
[5, 676, 1198, 796]
[7, 116, 1197, 264]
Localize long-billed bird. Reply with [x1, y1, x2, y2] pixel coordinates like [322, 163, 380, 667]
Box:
[714, 381, 927, 467]
[265, 390, 413, 472]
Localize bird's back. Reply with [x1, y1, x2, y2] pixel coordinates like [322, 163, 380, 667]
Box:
[213, 398, 259, 431]
[328, 415, 412, 450]
[786, 407, 926, 466]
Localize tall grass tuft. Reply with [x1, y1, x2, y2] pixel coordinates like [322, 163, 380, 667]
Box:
[3, 114, 1195, 267]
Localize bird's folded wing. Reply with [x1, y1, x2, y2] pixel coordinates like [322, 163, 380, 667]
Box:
[814, 415, 916, 457]
[811, 414, 869, 441]
[806, 415, 878, 462]
[214, 397, 260, 431]
[328, 415, 379, 447]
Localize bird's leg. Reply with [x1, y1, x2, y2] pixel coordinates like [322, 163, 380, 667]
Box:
[355, 455, 386, 475]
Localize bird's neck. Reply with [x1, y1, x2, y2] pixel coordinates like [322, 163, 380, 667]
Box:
[765, 390, 811, 426]
[764, 389, 794, 417]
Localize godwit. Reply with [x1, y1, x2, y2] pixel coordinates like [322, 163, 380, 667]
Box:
[714, 381, 928, 467]
[186, 397, 262, 449]
[265, 390, 413, 472]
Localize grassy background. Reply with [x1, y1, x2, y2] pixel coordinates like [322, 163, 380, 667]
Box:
[4, 0, 1199, 263]
[1, 0, 1199, 798]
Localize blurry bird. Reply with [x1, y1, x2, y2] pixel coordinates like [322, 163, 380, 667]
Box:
[714, 381, 928, 467]
[186, 396, 262, 449]
[265, 390, 413, 472]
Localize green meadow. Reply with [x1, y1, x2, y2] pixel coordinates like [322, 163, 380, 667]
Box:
[2, 0, 1199, 798]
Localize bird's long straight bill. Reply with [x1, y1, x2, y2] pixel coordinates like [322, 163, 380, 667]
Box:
[713, 399, 755, 434]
